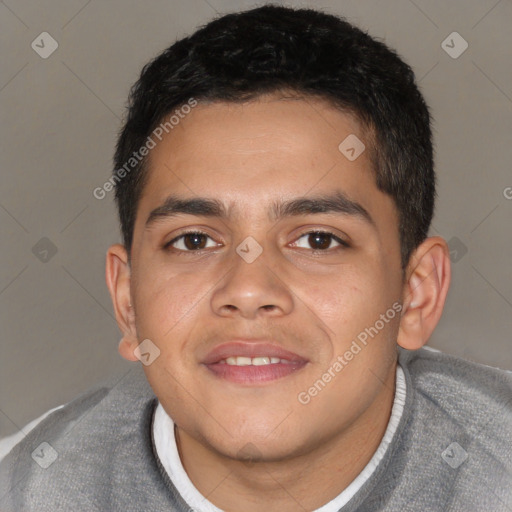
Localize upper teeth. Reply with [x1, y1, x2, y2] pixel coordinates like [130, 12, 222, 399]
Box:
[220, 356, 285, 366]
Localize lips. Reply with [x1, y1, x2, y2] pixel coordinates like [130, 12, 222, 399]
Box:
[201, 341, 308, 384]
[202, 341, 307, 365]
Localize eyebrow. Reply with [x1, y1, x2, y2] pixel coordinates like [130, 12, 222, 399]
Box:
[145, 191, 375, 228]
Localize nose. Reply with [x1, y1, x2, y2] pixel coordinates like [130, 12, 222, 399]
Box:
[210, 245, 294, 319]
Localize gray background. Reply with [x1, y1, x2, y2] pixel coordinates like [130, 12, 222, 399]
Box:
[1, 0, 511, 439]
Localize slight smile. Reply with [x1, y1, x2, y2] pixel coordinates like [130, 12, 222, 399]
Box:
[202, 342, 309, 384]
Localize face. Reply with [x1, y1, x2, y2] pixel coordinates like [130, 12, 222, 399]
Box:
[122, 95, 405, 461]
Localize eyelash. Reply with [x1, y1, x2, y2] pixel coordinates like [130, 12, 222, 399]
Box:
[163, 229, 349, 254]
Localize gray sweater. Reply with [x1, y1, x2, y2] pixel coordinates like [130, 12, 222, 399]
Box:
[1, 347, 511, 511]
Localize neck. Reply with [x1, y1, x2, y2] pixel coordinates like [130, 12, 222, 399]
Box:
[175, 365, 397, 512]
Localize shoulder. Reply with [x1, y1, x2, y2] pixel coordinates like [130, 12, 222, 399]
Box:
[0, 366, 162, 511]
[2, 365, 154, 455]
[388, 347, 512, 510]
[399, 346, 512, 449]
[400, 346, 512, 416]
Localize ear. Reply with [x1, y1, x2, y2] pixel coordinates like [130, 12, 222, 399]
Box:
[397, 236, 451, 351]
[105, 244, 138, 362]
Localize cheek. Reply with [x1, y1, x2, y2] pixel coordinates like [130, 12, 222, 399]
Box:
[296, 264, 382, 334]
[133, 265, 209, 341]
[297, 261, 400, 365]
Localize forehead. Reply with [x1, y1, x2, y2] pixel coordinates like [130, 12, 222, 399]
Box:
[135, 95, 396, 232]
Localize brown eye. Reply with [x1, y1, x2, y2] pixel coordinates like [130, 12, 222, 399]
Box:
[182, 233, 208, 250]
[308, 232, 333, 250]
[292, 231, 348, 251]
[166, 232, 217, 251]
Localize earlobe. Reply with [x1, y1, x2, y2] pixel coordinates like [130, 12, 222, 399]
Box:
[397, 236, 451, 351]
[105, 244, 139, 362]
[118, 337, 139, 362]
[397, 308, 424, 350]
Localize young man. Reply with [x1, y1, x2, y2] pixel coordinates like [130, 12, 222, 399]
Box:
[1, 5, 510, 511]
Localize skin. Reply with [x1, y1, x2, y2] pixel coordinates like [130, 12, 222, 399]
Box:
[106, 94, 451, 511]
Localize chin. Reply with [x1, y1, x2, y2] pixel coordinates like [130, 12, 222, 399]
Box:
[203, 422, 312, 463]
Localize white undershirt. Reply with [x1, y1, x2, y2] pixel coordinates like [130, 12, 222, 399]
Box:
[153, 365, 406, 512]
